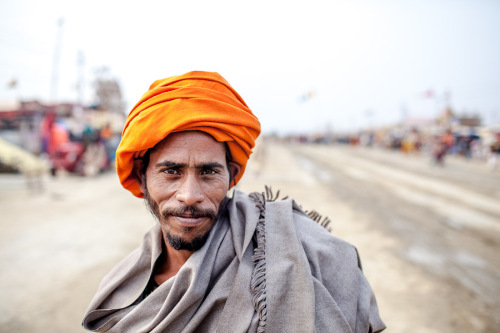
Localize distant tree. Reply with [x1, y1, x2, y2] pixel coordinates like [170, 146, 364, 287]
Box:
[92, 67, 125, 114]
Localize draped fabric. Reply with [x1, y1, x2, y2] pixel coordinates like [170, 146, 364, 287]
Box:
[115, 71, 261, 198]
[82, 190, 385, 332]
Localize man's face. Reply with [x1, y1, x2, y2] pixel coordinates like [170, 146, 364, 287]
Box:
[142, 131, 235, 252]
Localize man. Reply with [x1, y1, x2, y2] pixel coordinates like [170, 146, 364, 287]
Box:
[82, 71, 385, 332]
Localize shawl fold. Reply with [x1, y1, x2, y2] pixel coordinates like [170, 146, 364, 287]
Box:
[83, 190, 385, 332]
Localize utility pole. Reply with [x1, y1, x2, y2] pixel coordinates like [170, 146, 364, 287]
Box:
[50, 18, 64, 103]
[77, 50, 85, 106]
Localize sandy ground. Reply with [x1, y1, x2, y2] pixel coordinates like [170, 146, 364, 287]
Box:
[0, 140, 499, 332]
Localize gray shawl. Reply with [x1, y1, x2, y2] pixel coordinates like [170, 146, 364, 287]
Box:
[82, 189, 385, 332]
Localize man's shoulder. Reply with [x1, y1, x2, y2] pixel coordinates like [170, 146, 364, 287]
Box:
[293, 207, 354, 248]
[291, 205, 359, 262]
[233, 188, 354, 239]
[231, 188, 357, 261]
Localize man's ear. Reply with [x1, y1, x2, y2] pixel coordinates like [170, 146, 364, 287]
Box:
[133, 159, 146, 193]
[228, 161, 241, 187]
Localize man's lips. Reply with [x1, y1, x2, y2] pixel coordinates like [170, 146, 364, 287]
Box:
[171, 215, 209, 227]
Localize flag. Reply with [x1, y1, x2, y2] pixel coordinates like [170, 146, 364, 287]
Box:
[298, 90, 316, 103]
[7, 78, 18, 89]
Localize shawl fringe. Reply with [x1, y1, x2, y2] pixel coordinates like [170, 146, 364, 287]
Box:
[261, 185, 332, 232]
[305, 210, 332, 232]
[249, 192, 268, 333]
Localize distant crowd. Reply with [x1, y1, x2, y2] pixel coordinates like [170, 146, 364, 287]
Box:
[288, 126, 500, 170]
[38, 111, 121, 176]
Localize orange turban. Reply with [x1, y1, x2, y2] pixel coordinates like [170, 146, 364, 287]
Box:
[116, 71, 261, 198]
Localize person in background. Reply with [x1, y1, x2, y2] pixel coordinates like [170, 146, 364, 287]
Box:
[433, 129, 455, 166]
[488, 133, 500, 170]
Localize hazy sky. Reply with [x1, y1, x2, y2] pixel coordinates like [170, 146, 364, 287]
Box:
[1, 0, 499, 133]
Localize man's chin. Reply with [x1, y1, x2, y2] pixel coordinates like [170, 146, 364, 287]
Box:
[165, 231, 210, 252]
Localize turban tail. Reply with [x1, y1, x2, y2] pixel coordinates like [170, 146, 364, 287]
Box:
[116, 71, 261, 198]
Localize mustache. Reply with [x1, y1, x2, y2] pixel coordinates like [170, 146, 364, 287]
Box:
[161, 206, 217, 221]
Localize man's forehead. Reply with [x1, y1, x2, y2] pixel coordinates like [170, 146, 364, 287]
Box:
[151, 131, 226, 159]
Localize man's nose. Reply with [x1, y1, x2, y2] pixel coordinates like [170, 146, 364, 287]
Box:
[175, 174, 204, 206]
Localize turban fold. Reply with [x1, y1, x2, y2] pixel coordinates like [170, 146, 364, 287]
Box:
[116, 71, 261, 198]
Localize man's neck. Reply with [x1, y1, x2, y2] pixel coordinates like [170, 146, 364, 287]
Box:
[154, 241, 194, 285]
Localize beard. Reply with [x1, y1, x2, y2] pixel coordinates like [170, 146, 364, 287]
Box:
[164, 229, 211, 252]
[160, 205, 217, 251]
[144, 188, 228, 252]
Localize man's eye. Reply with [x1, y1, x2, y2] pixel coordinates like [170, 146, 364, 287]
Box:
[162, 168, 179, 175]
[201, 169, 218, 175]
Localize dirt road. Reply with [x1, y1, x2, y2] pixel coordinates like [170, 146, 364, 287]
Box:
[0, 140, 498, 332]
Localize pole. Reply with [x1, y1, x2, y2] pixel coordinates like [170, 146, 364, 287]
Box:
[77, 50, 85, 106]
[50, 18, 64, 103]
